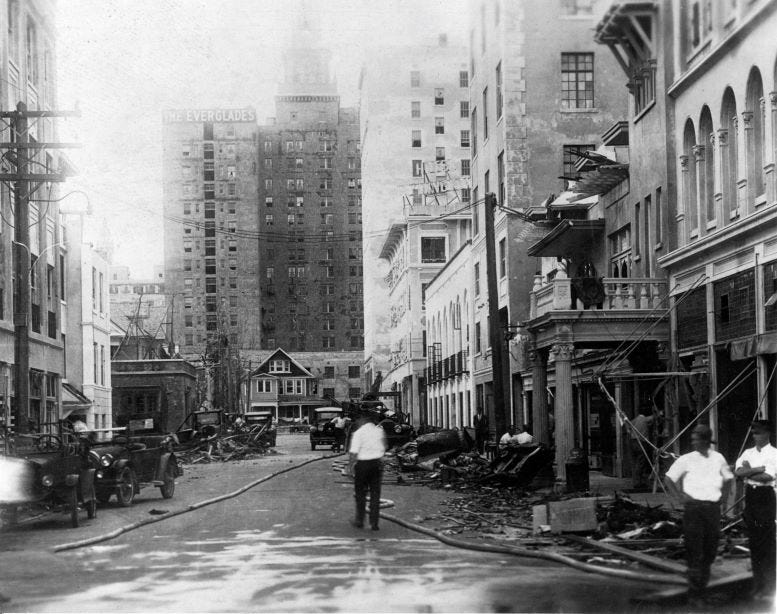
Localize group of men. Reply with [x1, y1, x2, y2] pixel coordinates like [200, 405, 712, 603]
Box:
[664, 420, 776, 606]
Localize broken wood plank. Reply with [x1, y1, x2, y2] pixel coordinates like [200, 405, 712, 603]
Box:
[562, 534, 687, 575]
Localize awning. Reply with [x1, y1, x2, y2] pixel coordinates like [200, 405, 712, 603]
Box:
[61, 382, 92, 417]
[572, 164, 629, 196]
[527, 219, 605, 257]
[728, 332, 777, 360]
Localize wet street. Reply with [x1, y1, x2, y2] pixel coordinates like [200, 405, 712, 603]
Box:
[0, 434, 762, 613]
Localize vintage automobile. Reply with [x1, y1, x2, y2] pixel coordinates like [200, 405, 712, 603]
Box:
[309, 406, 343, 450]
[244, 409, 276, 447]
[90, 433, 180, 506]
[0, 432, 97, 529]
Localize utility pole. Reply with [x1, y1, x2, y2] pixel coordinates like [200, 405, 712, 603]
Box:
[0, 103, 77, 434]
[484, 192, 509, 439]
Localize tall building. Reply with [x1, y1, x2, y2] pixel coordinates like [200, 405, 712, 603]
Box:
[162, 108, 260, 354]
[467, 0, 627, 443]
[257, 15, 363, 354]
[360, 34, 471, 407]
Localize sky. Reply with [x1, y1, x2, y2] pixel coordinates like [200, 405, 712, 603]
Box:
[55, 0, 468, 278]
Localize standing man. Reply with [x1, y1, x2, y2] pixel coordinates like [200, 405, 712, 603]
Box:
[332, 414, 347, 452]
[664, 424, 734, 607]
[734, 419, 777, 602]
[473, 407, 489, 455]
[630, 405, 655, 491]
[348, 413, 387, 531]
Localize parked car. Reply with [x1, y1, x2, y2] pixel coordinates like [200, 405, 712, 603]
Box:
[378, 411, 416, 449]
[309, 407, 343, 450]
[0, 432, 97, 529]
[90, 433, 180, 506]
[244, 409, 276, 447]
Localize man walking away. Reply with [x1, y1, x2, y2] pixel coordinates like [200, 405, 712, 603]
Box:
[348, 413, 387, 531]
[734, 419, 777, 603]
[664, 424, 733, 608]
[473, 407, 489, 455]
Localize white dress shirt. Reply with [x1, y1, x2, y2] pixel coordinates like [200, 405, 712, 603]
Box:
[349, 422, 387, 460]
[665, 450, 734, 502]
[736, 443, 777, 487]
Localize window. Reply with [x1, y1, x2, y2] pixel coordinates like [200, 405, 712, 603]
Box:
[561, 0, 594, 14]
[264, 140, 272, 152]
[412, 130, 422, 148]
[475, 322, 482, 354]
[495, 62, 503, 119]
[435, 147, 445, 162]
[460, 130, 470, 148]
[461, 159, 470, 176]
[265, 179, 273, 190]
[473, 187, 479, 233]
[348, 387, 361, 398]
[270, 359, 290, 373]
[265, 214, 274, 226]
[474, 262, 481, 295]
[561, 52, 594, 110]
[266, 266, 274, 279]
[460, 100, 469, 118]
[265, 196, 273, 207]
[482, 88, 488, 140]
[412, 159, 422, 177]
[655, 187, 662, 246]
[263, 158, 272, 170]
[435, 88, 444, 105]
[435, 117, 444, 134]
[562, 144, 594, 189]
[421, 237, 446, 263]
[461, 187, 471, 203]
[410, 70, 420, 87]
[459, 70, 469, 88]
[471, 108, 477, 151]
[322, 336, 335, 349]
[348, 365, 360, 379]
[411, 101, 420, 118]
[499, 238, 506, 278]
[497, 151, 505, 205]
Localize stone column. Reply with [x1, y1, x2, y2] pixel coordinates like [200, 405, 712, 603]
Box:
[692, 144, 705, 234]
[715, 128, 728, 221]
[551, 341, 575, 481]
[529, 346, 549, 446]
[738, 112, 751, 213]
[767, 92, 777, 203]
[678, 155, 689, 245]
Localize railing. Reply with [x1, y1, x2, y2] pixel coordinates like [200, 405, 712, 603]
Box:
[530, 276, 668, 319]
[425, 349, 470, 385]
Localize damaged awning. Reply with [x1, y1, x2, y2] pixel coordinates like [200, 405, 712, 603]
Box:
[527, 219, 605, 257]
[571, 164, 629, 197]
[61, 382, 92, 417]
[729, 331, 777, 360]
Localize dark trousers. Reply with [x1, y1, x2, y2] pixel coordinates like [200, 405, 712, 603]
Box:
[354, 459, 382, 528]
[744, 485, 776, 595]
[334, 427, 345, 449]
[683, 500, 721, 597]
[475, 431, 487, 454]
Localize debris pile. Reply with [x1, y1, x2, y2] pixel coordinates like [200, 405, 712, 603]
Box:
[175, 424, 276, 464]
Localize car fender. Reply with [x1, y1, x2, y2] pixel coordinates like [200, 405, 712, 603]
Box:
[155, 452, 177, 481]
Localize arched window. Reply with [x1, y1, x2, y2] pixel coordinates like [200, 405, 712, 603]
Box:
[745, 67, 765, 203]
[699, 106, 715, 225]
[682, 119, 698, 237]
[720, 88, 738, 221]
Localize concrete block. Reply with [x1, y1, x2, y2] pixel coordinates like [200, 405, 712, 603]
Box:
[548, 497, 598, 533]
[532, 504, 549, 534]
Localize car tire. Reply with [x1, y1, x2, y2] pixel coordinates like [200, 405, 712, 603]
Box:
[69, 487, 80, 528]
[159, 462, 176, 499]
[310, 442, 316, 450]
[86, 485, 97, 519]
[116, 467, 135, 507]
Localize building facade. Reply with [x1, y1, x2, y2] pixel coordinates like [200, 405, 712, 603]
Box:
[360, 35, 471, 396]
[467, 0, 628, 446]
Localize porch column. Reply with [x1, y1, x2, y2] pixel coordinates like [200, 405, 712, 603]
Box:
[551, 341, 575, 481]
[529, 345, 549, 446]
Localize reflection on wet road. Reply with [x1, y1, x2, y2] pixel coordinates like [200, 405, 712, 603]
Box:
[40, 532, 501, 612]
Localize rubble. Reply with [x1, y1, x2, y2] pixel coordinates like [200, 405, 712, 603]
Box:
[175, 424, 276, 464]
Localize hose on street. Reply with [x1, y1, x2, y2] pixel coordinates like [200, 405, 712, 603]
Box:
[53, 452, 344, 552]
[380, 511, 688, 586]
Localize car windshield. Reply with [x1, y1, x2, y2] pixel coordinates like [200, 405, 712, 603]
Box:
[315, 411, 341, 422]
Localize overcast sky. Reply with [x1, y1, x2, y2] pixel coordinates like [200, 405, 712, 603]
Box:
[55, 0, 467, 278]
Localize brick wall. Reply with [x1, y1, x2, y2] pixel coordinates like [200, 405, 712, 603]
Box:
[676, 286, 707, 349]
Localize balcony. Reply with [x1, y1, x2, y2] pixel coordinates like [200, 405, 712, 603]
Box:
[425, 349, 470, 385]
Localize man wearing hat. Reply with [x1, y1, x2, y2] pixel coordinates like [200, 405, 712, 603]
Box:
[735, 419, 777, 601]
[665, 423, 734, 606]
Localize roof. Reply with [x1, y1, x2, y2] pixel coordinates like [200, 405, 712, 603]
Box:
[527, 219, 606, 258]
[253, 348, 314, 378]
[61, 382, 92, 416]
[379, 223, 407, 261]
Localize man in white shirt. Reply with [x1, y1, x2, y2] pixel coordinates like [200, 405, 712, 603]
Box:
[512, 424, 534, 445]
[665, 423, 733, 606]
[735, 420, 776, 601]
[499, 426, 516, 450]
[348, 413, 387, 531]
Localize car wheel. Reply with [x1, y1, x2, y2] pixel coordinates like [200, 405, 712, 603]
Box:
[116, 467, 135, 507]
[159, 462, 176, 499]
[87, 485, 97, 519]
[69, 487, 80, 528]
[310, 442, 316, 450]
[96, 490, 112, 504]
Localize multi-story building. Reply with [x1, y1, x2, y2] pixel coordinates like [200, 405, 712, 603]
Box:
[162, 107, 260, 355]
[654, 0, 776, 461]
[257, 17, 363, 355]
[361, 35, 471, 400]
[0, 0, 92, 434]
[467, 0, 627, 447]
